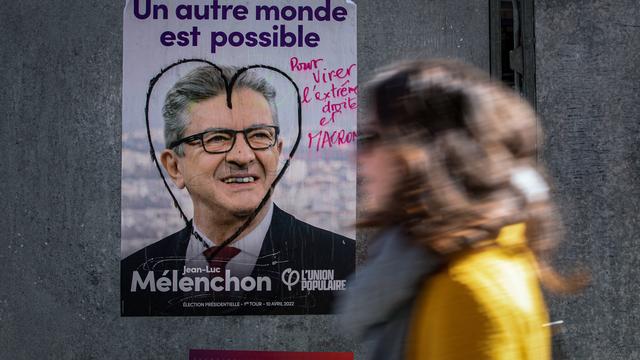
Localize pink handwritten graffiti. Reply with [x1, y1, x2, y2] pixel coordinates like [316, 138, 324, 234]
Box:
[290, 56, 324, 72]
[292, 57, 358, 151]
[307, 129, 357, 151]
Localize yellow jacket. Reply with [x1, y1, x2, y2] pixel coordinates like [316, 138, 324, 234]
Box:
[406, 224, 551, 359]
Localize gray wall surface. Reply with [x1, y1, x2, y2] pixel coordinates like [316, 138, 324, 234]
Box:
[535, 0, 640, 359]
[0, 1, 489, 359]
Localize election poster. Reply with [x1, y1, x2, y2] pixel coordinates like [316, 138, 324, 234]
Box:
[121, 0, 357, 316]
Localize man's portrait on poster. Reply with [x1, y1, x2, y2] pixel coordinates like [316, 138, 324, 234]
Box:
[121, 61, 355, 316]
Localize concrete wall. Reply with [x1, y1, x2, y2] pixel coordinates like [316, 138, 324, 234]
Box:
[0, 1, 489, 358]
[535, 1, 640, 359]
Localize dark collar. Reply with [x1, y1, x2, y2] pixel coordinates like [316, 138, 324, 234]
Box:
[253, 205, 301, 273]
[174, 205, 298, 268]
[173, 220, 193, 258]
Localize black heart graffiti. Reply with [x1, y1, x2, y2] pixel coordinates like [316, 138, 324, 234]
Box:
[144, 59, 302, 258]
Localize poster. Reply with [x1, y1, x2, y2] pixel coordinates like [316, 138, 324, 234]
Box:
[121, 0, 357, 316]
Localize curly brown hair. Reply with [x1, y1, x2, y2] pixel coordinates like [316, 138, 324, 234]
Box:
[360, 59, 586, 292]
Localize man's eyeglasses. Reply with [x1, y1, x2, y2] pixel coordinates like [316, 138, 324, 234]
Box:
[170, 125, 280, 154]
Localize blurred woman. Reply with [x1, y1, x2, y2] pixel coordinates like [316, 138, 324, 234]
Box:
[338, 60, 583, 359]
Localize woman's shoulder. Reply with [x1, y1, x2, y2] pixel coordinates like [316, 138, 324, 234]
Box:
[406, 224, 551, 359]
[430, 223, 544, 314]
[430, 247, 541, 315]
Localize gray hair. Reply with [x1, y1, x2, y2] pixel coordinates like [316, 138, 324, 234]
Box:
[163, 65, 279, 156]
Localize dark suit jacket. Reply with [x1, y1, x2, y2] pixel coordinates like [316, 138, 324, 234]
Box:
[121, 205, 355, 316]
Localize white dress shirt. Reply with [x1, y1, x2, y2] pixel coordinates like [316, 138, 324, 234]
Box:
[184, 203, 274, 278]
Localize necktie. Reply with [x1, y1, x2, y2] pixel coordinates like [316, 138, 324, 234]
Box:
[203, 246, 241, 278]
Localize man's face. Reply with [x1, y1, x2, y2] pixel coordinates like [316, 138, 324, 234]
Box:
[169, 88, 282, 218]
